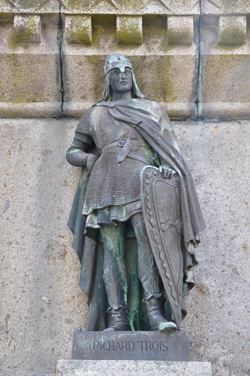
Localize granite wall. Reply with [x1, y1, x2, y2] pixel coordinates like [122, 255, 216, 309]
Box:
[1, 118, 250, 376]
[0, 1, 250, 376]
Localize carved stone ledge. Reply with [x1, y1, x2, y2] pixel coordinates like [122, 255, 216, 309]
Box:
[65, 15, 92, 44]
[116, 16, 143, 45]
[218, 16, 247, 45]
[13, 15, 41, 43]
[167, 16, 194, 45]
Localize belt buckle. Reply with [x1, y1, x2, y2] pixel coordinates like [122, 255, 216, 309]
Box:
[118, 137, 127, 147]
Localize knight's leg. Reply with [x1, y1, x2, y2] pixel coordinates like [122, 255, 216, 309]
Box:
[100, 222, 130, 331]
[130, 213, 176, 331]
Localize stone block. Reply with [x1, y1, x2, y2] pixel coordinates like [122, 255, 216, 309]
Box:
[167, 16, 194, 45]
[0, 14, 62, 117]
[72, 331, 190, 361]
[56, 360, 212, 376]
[13, 15, 41, 43]
[116, 16, 142, 45]
[0, 53, 60, 102]
[65, 15, 92, 44]
[199, 15, 250, 119]
[218, 16, 247, 45]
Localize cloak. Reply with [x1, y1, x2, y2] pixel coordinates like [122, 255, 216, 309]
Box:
[67, 99, 205, 331]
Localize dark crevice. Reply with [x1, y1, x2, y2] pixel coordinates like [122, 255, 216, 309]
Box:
[195, 0, 202, 119]
[58, 0, 65, 116]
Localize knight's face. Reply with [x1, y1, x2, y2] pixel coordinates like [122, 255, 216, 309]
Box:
[110, 67, 132, 94]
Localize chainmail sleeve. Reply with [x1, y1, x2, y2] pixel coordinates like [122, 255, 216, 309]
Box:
[74, 107, 95, 147]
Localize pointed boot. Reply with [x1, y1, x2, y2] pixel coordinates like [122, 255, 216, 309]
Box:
[104, 306, 131, 331]
[144, 294, 177, 332]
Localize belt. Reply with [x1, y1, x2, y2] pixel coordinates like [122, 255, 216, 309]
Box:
[102, 138, 150, 164]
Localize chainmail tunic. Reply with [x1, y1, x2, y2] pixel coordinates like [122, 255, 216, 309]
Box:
[74, 105, 154, 215]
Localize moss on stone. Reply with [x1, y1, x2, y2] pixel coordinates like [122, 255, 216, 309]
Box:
[15, 18, 35, 42]
[69, 16, 92, 44]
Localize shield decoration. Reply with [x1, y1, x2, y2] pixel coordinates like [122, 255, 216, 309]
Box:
[141, 166, 183, 330]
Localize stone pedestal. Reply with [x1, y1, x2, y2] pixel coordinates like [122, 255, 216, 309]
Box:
[56, 360, 212, 376]
[72, 331, 190, 361]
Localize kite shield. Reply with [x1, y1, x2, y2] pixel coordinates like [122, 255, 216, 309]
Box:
[141, 166, 183, 330]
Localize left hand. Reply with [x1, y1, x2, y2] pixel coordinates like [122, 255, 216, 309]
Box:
[159, 166, 176, 179]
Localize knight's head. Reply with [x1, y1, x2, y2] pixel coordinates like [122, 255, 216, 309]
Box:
[98, 54, 146, 102]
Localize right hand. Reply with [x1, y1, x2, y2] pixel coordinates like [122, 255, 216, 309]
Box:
[86, 154, 98, 177]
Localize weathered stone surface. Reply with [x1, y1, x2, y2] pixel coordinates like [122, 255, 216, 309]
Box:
[1, 119, 250, 376]
[218, 16, 247, 45]
[56, 360, 212, 376]
[0, 52, 60, 102]
[60, 0, 200, 15]
[1, 1, 250, 120]
[201, 0, 250, 14]
[199, 15, 250, 119]
[0, 11, 198, 119]
[0, 102, 62, 117]
[0, 14, 61, 117]
[167, 16, 194, 45]
[72, 331, 190, 360]
[0, 0, 59, 13]
[65, 15, 92, 44]
[174, 119, 250, 376]
[116, 16, 143, 45]
[13, 15, 41, 43]
[0, 118, 88, 376]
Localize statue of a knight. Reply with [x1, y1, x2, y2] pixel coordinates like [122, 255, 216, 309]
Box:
[66, 54, 205, 332]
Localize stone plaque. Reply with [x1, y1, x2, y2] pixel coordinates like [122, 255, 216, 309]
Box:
[72, 331, 190, 361]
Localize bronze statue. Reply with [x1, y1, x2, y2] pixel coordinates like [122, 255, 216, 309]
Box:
[66, 54, 205, 332]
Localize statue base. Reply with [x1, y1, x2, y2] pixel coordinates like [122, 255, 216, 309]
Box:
[56, 360, 212, 375]
[72, 330, 190, 361]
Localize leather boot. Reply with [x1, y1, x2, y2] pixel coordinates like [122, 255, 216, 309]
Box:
[104, 306, 131, 331]
[144, 294, 177, 332]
